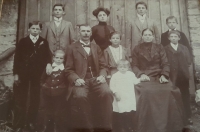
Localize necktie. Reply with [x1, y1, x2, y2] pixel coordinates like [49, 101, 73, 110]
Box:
[82, 44, 90, 48]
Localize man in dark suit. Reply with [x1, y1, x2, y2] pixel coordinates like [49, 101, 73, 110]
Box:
[165, 30, 192, 125]
[161, 16, 193, 56]
[13, 21, 51, 132]
[65, 24, 113, 132]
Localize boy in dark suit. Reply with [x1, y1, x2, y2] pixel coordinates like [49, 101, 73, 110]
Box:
[161, 16, 193, 56]
[164, 30, 192, 125]
[13, 21, 51, 132]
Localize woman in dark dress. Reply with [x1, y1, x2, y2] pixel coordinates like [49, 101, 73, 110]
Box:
[91, 7, 115, 51]
[132, 28, 185, 132]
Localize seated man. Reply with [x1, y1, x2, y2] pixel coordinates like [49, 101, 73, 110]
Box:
[65, 24, 113, 132]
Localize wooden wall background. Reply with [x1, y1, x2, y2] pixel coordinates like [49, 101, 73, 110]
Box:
[17, 0, 195, 94]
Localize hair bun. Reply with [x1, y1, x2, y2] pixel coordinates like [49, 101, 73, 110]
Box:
[92, 7, 110, 17]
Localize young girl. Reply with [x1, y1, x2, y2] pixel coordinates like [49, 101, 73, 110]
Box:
[40, 49, 67, 132]
[104, 31, 129, 76]
[110, 59, 140, 132]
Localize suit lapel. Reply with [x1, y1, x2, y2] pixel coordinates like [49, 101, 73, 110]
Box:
[60, 20, 66, 34]
[135, 18, 142, 33]
[75, 42, 87, 58]
[50, 21, 56, 36]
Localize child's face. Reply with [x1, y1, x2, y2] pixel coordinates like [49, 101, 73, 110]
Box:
[28, 25, 41, 36]
[168, 33, 180, 44]
[167, 19, 177, 30]
[117, 64, 129, 73]
[110, 34, 121, 46]
[97, 11, 108, 22]
[136, 4, 147, 16]
[53, 53, 64, 65]
[53, 6, 65, 18]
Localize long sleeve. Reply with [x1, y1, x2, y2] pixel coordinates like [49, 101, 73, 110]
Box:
[41, 22, 48, 39]
[97, 45, 108, 77]
[131, 46, 145, 78]
[69, 22, 76, 44]
[159, 45, 170, 77]
[65, 46, 80, 85]
[13, 39, 23, 75]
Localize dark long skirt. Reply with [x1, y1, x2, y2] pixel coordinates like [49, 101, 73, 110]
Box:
[135, 79, 185, 132]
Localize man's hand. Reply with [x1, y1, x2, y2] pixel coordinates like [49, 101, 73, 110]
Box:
[75, 79, 85, 86]
[14, 74, 20, 86]
[46, 63, 52, 75]
[114, 93, 121, 101]
[96, 75, 106, 84]
[159, 75, 169, 83]
[140, 74, 150, 82]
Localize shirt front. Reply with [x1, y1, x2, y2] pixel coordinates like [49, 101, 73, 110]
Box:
[170, 43, 178, 51]
[169, 28, 177, 31]
[54, 17, 63, 27]
[29, 34, 39, 43]
[80, 40, 90, 54]
[137, 13, 146, 23]
[52, 62, 64, 71]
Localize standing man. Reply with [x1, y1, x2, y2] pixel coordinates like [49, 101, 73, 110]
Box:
[131, 1, 160, 50]
[65, 24, 113, 132]
[41, 3, 75, 57]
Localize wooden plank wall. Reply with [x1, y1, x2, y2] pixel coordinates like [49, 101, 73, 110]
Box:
[17, 0, 195, 93]
[18, 0, 190, 42]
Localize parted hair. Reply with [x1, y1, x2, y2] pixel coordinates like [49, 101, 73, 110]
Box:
[136, 1, 148, 9]
[142, 28, 154, 36]
[109, 31, 122, 39]
[53, 3, 65, 11]
[28, 21, 42, 29]
[166, 16, 178, 23]
[168, 30, 181, 38]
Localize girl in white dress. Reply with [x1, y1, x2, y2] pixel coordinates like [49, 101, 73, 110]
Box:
[110, 59, 140, 132]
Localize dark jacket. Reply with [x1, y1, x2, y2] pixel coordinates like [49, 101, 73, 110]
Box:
[131, 43, 170, 78]
[90, 22, 115, 50]
[164, 44, 191, 84]
[13, 36, 51, 79]
[161, 30, 193, 56]
[41, 69, 67, 96]
[65, 41, 108, 99]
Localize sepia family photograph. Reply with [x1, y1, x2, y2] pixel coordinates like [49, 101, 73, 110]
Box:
[0, 0, 200, 132]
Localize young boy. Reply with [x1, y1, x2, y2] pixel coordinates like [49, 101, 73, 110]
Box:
[164, 30, 192, 125]
[41, 3, 75, 57]
[161, 16, 193, 56]
[40, 50, 67, 132]
[13, 21, 51, 132]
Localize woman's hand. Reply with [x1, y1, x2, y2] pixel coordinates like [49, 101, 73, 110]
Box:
[159, 75, 169, 83]
[114, 93, 121, 101]
[140, 74, 150, 82]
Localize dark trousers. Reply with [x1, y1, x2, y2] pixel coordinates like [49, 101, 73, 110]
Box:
[40, 92, 68, 132]
[175, 72, 192, 121]
[70, 78, 113, 132]
[112, 111, 136, 132]
[13, 77, 40, 129]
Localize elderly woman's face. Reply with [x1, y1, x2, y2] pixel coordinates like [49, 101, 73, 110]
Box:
[97, 11, 108, 22]
[142, 30, 154, 43]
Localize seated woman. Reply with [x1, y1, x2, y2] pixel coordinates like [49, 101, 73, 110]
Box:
[131, 28, 185, 132]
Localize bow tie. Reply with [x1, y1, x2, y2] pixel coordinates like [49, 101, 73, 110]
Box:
[82, 44, 90, 48]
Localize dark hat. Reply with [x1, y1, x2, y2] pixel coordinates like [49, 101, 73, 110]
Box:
[168, 30, 181, 38]
[92, 7, 110, 17]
